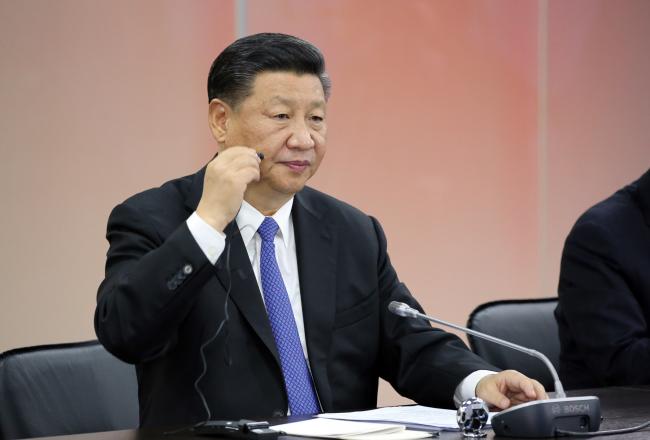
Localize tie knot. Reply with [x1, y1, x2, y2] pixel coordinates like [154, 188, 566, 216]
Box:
[258, 217, 279, 242]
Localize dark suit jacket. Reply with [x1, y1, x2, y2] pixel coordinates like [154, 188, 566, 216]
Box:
[95, 167, 493, 428]
[555, 168, 650, 389]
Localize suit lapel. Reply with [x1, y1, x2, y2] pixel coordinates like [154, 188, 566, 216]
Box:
[217, 224, 281, 367]
[293, 189, 338, 411]
[183, 167, 281, 367]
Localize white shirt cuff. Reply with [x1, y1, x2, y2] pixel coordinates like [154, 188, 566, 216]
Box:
[454, 370, 497, 407]
[186, 212, 226, 264]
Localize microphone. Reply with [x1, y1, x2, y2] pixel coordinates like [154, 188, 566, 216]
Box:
[388, 301, 566, 396]
[388, 301, 601, 438]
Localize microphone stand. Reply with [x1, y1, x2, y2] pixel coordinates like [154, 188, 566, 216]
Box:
[388, 301, 601, 438]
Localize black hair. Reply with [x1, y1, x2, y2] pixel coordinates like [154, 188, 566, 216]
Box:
[207, 32, 331, 107]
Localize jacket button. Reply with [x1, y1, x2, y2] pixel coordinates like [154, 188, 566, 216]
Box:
[183, 264, 193, 275]
[167, 280, 178, 290]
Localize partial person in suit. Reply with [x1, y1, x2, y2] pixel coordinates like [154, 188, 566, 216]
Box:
[556, 169, 650, 389]
[95, 33, 546, 429]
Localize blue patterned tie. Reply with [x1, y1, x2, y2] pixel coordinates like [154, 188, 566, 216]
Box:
[257, 217, 320, 415]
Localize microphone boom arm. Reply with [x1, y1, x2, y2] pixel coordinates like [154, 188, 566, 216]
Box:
[388, 301, 565, 398]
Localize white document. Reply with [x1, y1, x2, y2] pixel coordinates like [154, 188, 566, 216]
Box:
[318, 405, 494, 430]
[270, 418, 433, 439]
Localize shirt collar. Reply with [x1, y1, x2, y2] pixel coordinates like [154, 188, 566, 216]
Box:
[236, 198, 294, 249]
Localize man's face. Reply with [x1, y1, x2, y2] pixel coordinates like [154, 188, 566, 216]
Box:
[222, 71, 327, 198]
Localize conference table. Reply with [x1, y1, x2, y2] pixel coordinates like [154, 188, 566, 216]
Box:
[36, 386, 650, 440]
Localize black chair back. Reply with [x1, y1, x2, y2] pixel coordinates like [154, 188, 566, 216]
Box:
[467, 298, 560, 391]
[0, 340, 138, 439]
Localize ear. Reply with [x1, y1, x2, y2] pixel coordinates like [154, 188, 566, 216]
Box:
[208, 99, 231, 144]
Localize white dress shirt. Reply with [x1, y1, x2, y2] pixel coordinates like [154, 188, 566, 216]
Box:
[186, 201, 494, 406]
[187, 199, 308, 358]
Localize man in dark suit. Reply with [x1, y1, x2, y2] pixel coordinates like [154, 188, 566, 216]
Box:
[556, 169, 650, 389]
[95, 33, 546, 429]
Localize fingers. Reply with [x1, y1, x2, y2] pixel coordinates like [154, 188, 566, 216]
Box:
[499, 370, 545, 399]
[505, 392, 535, 405]
[505, 390, 534, 400]
[210, 146, 260, 170]
[218, 153, 261, 186]
[476, 371, 548, 411]
[206, 147, 261, 191]
[507, 385, 546, 406]
[197, 146, 262, 231]
[531, 379, 548, 400]
[513, 373, 536, 399]
[229, 151, 261, 179]
[476, 375, 511, 409]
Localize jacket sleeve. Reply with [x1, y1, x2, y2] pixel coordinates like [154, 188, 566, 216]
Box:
[94, 201, 217, 364]
[371, 217, 497, 408]
[558, 219, 650, 385]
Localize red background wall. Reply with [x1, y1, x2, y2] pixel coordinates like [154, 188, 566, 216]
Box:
[1, 0, 648, 405]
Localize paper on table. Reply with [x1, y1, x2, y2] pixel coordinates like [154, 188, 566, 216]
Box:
[270, 418, 433, 439]
[338, 431, 434, 440]
[318, 405, 495, 430]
